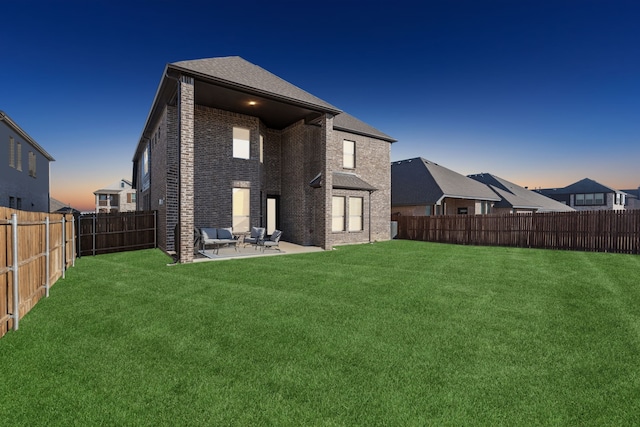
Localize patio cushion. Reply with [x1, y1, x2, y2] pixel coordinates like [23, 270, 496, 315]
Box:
[201, 227, 217, 240]
[217, 227, 234, 240]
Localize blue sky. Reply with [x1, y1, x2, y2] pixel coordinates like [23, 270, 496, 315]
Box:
[3, 0, 639, 210]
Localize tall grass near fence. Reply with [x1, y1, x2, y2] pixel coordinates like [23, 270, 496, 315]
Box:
[396, 210, 640, 254]
[0, 207, 74, 337]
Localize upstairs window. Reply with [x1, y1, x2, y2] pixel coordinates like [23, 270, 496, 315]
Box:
[28, 151, 37, 177]
[16, 142, 22, 171]
[9, 136, 14, 168]
[259, 134, 264, 163]
[233, 127, 250, 159]
[575, 193, 605, 206]
[343, 140, 355, 169]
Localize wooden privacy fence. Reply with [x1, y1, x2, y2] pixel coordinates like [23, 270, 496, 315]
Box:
[77, 211, 156, 257]
[1, 208, 75, 338]
[394, 210, 640, 254]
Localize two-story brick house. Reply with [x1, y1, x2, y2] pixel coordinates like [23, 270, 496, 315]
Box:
[1, 111, 55, 212]
[132, 56, 395, 262]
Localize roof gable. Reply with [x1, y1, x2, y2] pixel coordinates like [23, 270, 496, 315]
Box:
[171, 56, 341, 112]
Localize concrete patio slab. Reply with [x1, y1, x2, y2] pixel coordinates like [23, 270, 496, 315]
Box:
[192, 241, 324, 262]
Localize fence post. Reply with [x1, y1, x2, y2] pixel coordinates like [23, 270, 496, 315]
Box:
[62, 216, 66, 279]
[93, 214, 96, 256]
[11, 213, 19, 331]
[71, 215, 76, 267]
[45, 217, 50, 298]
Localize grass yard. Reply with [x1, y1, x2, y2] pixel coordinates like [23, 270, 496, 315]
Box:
[1, 240, 639, 426]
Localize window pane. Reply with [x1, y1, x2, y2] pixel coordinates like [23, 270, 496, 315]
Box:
[595, 193, 604, 204]
[233, 127, 250, 159]
[585, 193, 594, 205]
[332, 196, 345, 231]
[575, 194, 584, 205]
[348, 197, 363, 231]
[232, 188, 250, 232]
[343, 140, 355, 168]
[259, 134, 264, 163]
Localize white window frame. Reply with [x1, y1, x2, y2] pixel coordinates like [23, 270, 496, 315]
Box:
[343, 139, 355, 169]
[233, 127, 250, 159]
[332, 196, 345, 232]
[232, 188, 250, 232]
[259, 134, 264, 163]
[348, 197, 363, 231]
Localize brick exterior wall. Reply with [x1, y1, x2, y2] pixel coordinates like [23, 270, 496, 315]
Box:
[138, 89, 393, 259]
[327, 129, 391, 247]
[193, 105, 261, 230]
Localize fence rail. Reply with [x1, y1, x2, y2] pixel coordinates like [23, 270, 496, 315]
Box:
[1, 208, 75, 338]
[77, 211, 156, 257]
[394, 210, 640, 254]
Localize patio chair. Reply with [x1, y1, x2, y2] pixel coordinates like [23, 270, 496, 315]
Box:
[260, 229, 282, 252]
[243, 226, 266, 249]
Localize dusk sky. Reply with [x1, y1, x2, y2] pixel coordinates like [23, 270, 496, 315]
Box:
[3, 0, 639, 212]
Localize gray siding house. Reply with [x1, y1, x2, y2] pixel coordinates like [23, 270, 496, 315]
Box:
[1, 111, 54, 212]
[132, 56, 395, 263]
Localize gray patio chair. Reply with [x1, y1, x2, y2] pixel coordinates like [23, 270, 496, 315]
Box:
[260, 229, 282, 252]
[244, 226, 266, 249]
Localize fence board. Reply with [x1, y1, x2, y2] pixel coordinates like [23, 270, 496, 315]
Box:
[0, 208, 75, 338]
[394, 210, 640, 255]
[77, 211, 156, 257]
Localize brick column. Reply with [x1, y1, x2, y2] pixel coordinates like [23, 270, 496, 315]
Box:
[321, 114, 334, 249]
[179, 76, 195, 263]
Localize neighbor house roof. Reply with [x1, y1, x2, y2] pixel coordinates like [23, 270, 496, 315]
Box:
[539, 178, 621, 195]
[0, 111, 55, 161]
[468, 173, 575, 212]
[391, 158, 501, 206]
[50, 198, 80, 214]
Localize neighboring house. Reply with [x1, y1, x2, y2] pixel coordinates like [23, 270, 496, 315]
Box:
[132, 56, 396, 263]
[468, 173, 575, 214]
[391, 158, 501, 216]
[94, 179, 136, 213]
[50, 197, 80, 214]
[538, 178, 628, 211]
[620, 188, 640, 210]
[0, 110, 55, 212]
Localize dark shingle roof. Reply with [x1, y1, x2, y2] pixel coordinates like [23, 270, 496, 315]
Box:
[309, 172, 377, 191]
[333, 112, 396, 142]
[469, 173, 574, 212]
[392, 158, 500, 206]
[171, 56, 341, 112]
[540, 178, 618, 195]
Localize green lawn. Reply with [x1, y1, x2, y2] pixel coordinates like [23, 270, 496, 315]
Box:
[1, 240, 639, 426]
